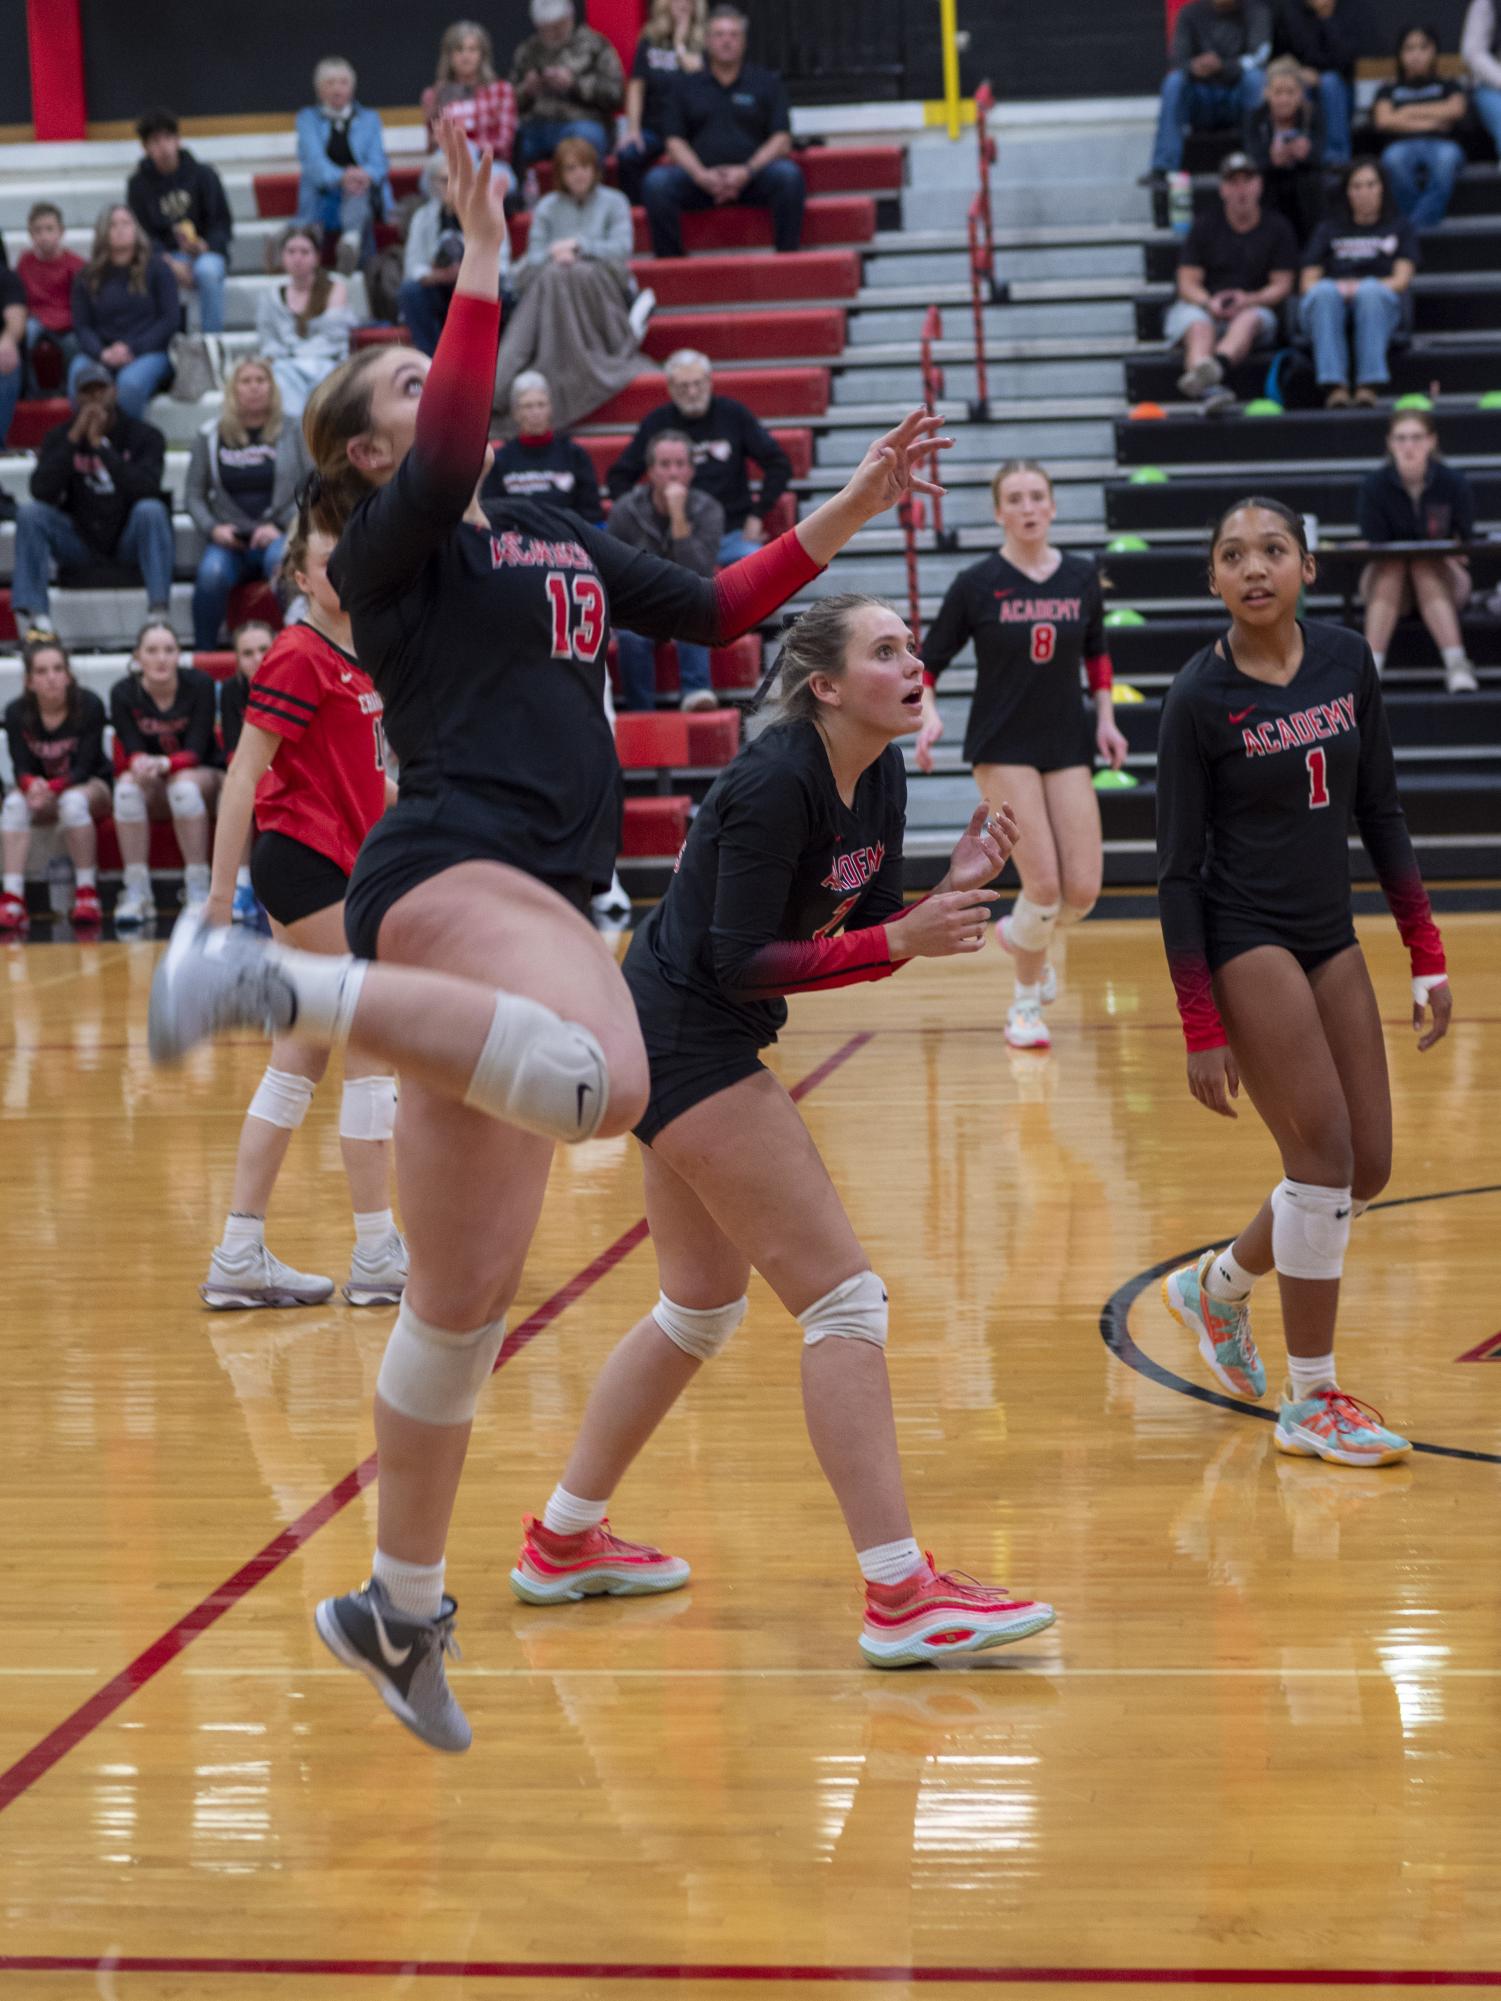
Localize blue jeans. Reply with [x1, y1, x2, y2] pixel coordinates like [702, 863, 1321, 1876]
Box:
[1151, 67, 1267, 173]
[67, 347, 172, 419]
[1475, 85, 1501, 160]
[615, 629, 711, 710]
[517, 117, 610, 171]
[186, 249, 227, 334]
[1300, 277, 1404, 387]
[717, 527, 763, 567]
[1316, 71, 1353, 164]
[642, 158, 806, 257]
[193, 535, 286, 648]
[305, 187, 377, 263]
[0, 351, 20, 447]
[24, 317, 78, 394]
[12, 498, 175, 621]
[1382, 137, 1465, 230]
[397, 277, 452, 356]
[615, 130, 664, 204]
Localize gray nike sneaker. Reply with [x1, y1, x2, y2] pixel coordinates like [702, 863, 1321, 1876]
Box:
[314, 1579, 471, 1753]
[342, 1230, 409, 1308]
[201, 1244, 336, 1310]
[148, 908, 297, 1066]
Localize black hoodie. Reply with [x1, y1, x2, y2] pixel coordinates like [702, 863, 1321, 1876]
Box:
[127, 147, 233, 257]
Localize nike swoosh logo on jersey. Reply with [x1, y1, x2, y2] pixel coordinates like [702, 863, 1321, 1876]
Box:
[1228, 707, 1256, 723]
[371, 1602, 414, 1669]
[340, 671, 354, 682]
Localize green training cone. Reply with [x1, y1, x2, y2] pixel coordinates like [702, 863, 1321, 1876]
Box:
[1477, 390, 1501, 410]
[1107, 534, 1150, 552]
[1243, 398, 1283, 417]
[1129, 466, 1168, 484]
[1093, 769, 1139, 790]
[1103, 607, 1146, 628]
[1392, 392, 1434, 411]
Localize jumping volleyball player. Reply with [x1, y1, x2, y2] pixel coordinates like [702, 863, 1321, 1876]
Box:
[1156, 498, 1452, 1466]
[149, 121, 955, 1749]
[913, 460, 1128, 1050]
[198, 505, 406, 1312]
[509, 594, 1056, 1668]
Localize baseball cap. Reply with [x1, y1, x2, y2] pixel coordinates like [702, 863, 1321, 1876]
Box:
[72, 361, 112, 397]
[1219, 152, 1258, 179]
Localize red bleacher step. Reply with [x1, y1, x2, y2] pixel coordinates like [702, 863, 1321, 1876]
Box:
[525, 145, 901, 201]
[10, 399, 71, 451]
[632, 249, 859, 307]
[620, 795, 691, 857]
[512, 196, 872, 261]
[640, 307, 845, 364]
[653, 637, 761, 698]
[254, 164, 422, 217]
[592, 366, 827, 427]
[0, 590, 14, 643]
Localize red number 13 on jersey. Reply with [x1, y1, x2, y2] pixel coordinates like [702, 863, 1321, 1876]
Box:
[1305, 746, 1329, 809]
[546, 572, 607, 663]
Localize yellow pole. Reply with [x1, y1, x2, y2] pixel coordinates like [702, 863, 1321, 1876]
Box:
[938, 0, 962, 142]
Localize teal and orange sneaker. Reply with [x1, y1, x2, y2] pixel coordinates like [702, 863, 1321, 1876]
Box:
[1274, 1387, 1411, 1467]
[1161, 1249, 1267, 1399]
[508, 1515, 691, 1604]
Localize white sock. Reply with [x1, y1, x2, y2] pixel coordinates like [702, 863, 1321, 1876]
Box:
[184, 862, 211, 898]
[353, 1207, 394, 1251]
[1205, 1246, 1256, 1302]
[372, 1547, 445, 1621]
[124, 861, 151, 894]
[857, 1536, 925, 1586]
[220, 1212, 265, 1255]
[542, 1484, 608, 1536]
[1371, 650, 1386, 676]
[1441, 645, 1468, 674]
[266, 942, 367, 1044]
[2, 874, 22, 898]
[1013, 981, 1042, 1008]
[75, 866, 96, 888]
[1287, 1352, 1338, 1400]
[236, 865, 253, 889]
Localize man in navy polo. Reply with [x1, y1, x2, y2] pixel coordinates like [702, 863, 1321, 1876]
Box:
[642, 4, 805, 257]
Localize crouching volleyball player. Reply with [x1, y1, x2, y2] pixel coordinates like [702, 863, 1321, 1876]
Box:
[1156, 498, 1452, 1467]
[509, 594, 1057, 1668]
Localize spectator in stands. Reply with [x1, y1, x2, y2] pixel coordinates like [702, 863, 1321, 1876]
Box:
[11, 363, 172, 645]
[645, 5, 803, 258]
[68, 204, 179, 417]
[126, 108, 233, 335]
[607, 347, 791, 562]
[620, 0, 708, 203]
[0, 638, 111, 933]
[1166, 153, 1297, 405]
[1464, 0, 1501, 158]
[1373, 24, 1468, 228]
[483, 370, 603, 517]
[1151, 0, 1272, 177]
[493, 139, 642, 429]
[1298, 157, 1417, 403]
[1246, 55, 1328, 239]
[400, 149, 513, 358]
[608, 429, 724, 711]
[510, 0, 625, 173]
[17, 202, 84, 393]
[109, 619, 222, 926]
[295, 56, 394, 273]
[1359, 406, 1479, 690]
[0, 256, 23, 449]
[254, 223, 352, 419]
[1273, 0, 1364, 165]
[422, 21, 518, 161]
[187, 357, 308, 648]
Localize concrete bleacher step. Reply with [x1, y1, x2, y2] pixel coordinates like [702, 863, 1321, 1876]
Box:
[1125, 340, 1501, 406]
[1116, 407, 1501, 468]
[1165, 164, 1501, 229]
[1135, 275, 1501, 344]
[1106, 469, 1501, 536]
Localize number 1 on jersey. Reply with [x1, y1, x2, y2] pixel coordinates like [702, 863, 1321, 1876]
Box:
[546, 572, 606, 664]
[1306, 745, 1329, 809]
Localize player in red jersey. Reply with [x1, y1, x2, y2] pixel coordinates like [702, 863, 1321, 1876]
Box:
[914, 460, 1128, 1052]
[148, 124, 950, 1749]
[199, 506, 404, 1313]
[1156, 498, 1453, 1467]
[1, 637, 111, 930]
[510, 594, 1056, 1669]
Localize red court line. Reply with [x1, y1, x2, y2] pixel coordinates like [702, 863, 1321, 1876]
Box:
[1, 1955, 1498, 1984]
[1454, 1329, 1501, 1363]
[0, 1031, 873, 1818]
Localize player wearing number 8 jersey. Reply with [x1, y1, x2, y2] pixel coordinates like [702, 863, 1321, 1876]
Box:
[915, 461, 1129, 1051]
[1156, 498, 1452, 1470]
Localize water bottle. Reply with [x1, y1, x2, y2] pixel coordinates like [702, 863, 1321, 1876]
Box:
[46, 854, 73, 918]
[1168, 171, 1193, 239]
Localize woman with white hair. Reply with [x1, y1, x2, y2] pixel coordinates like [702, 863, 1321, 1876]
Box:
[295, 56, 395, 272]
[186, 356, 309, 647]
[510, 0, 625, 170]
[482, 371, 602, 520]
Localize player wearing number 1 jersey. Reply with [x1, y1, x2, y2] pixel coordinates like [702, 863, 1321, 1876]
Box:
[1156, 499, 1452, 1471]
[915, 460, 1129, 1051]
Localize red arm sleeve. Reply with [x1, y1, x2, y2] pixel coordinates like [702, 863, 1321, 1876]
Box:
[726, 927, 900, 1000]
[710, 529, 824, 644]
[414, 292, 500, 501]
[1086, 653, 1113, 693]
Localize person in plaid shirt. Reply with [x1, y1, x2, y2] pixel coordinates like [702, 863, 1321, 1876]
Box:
[421, 21, 519, 162]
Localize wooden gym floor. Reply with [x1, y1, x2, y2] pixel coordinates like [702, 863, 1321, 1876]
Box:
[2, 913, 1499, 1999]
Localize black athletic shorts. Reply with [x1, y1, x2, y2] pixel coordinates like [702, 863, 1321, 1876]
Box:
[344, 802, 592, 960]
[251, 830, 349, 927]
[1206, 926, 1359, 978]
[623, 937, 768, 1147]
[966, 707, 1095, 776]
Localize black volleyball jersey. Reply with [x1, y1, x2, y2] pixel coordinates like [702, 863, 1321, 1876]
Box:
[108, 667, 221, 772]
[921, 550, 1109, 762]
[1156, 619, 1444, 1050]
[628, 721, 909, 1047]
[4, 689, 110, 789]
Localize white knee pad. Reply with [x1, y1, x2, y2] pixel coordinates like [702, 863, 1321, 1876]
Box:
[57, 787, 94, 829]
[464, 991, 609, 1142]
[652, 1292, 747, 1362]
[1007, 894, 1060, 953]
[0, 790, 30, 832]
[1271, 1178, 1352, 1281]
[112, 775, 148, 824]
[1056, 897, 1096, 929]
[247, 1065, 316, 1130]
[799, 1269, 889, 1349]
[340, 1074, 397, 1141]
[374, 1300, 508, 1426]
[166, 773, 207, 819]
